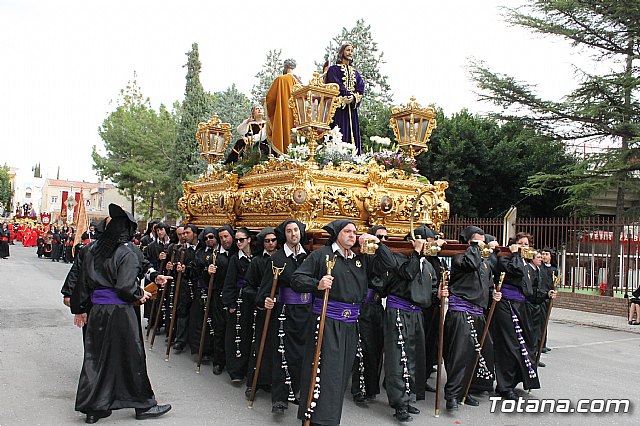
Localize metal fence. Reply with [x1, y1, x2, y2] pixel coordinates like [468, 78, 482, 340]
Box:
[441, 215, 640, 295]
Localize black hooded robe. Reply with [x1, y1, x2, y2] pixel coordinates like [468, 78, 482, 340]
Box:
[292, 243, 395, 425]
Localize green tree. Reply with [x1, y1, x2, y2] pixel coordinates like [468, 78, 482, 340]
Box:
[251, 49, 282, 105]
[170, 43, 211, 205]
[417, 108, 575, 217]
[469, 0, 640, 294]
[210, 83, 253, 142]
[321, 19, 394, 150]
[93, 79, 175, 217]
[0, 165, 11, 214]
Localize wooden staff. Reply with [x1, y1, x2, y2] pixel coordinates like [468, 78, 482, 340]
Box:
[165, 249, 185, 361]
[536, 272, 558, 366]
[304, 255, 337, 426]
[248, 263, 286, 408]
[434, 270, 448, 418]
[196, 252, 218, 373]
[146, 244, 170, 339]
[149, 249, 175, 349]
[462, 272, 505, 404]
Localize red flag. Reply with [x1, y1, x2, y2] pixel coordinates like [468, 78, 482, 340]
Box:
[74, 192, 81, 221]
[61, 191, 68, 222]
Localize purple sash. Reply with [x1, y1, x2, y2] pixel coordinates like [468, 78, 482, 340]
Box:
[387, 294, 422, 313]
[501, 283, 527, 302]
[279, 287, 311, 305]
[312, 298, 360, 323]
[91, 288, 128, 305]
[363, 288, 382, 305]
[448, 294, 483, 315]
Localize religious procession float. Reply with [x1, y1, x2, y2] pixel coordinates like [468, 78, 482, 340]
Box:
[178, 71, 453, 253]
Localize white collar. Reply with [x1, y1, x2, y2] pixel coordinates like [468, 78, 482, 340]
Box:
[284, 243, 306, 257]
[332, 242, 355, 259]
[219, 245, 228, 255]
[239, 250, 251, 260]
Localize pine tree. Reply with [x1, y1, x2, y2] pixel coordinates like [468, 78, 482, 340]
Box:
[170, 43, 212, 204]
[93, 79, 176, 216]
[211, 83, 252, 141]
[469, 0, 640, 295]
[251, 49, 283, 105]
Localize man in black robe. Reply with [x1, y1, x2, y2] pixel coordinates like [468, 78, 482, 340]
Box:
[172, 224, 199, 354]
[382, 225, 442, 422]
[539, 248, 557, 353]
[189, 226, 219, 365]
[210, 224, 234, 375]
[222, 227, 255, 383]
[418, 227, 447, 398]
[260, 219, 311, 415]
[244, 227, 279, 399]
[493, 232, 550, 400]
[443, 226, 501, 410]
[292, 219, 394, 426]
[73, 204, 171, 423]
[351, 225, 387, 404]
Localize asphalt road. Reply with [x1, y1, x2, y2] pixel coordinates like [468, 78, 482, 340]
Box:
[0, 244, 638, 425]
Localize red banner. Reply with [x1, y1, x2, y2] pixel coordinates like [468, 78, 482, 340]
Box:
[61, 191, 68, 222]
[74, 192, 81, 222]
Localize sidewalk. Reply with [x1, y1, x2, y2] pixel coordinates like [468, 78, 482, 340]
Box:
[551, 307, 640, 334]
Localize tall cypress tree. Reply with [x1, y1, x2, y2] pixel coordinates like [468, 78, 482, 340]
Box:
[170, 43, 211, 203]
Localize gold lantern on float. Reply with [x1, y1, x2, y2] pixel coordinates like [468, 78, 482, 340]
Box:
[288, 72, 340, 164]
[196, 114, 232, 164]
[389, 96, 437, 158]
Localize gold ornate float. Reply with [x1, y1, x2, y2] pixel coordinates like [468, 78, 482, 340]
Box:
[178, 74, 450, 236]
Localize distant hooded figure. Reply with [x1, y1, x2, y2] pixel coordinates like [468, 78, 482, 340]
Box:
[74, 204, 172, 423]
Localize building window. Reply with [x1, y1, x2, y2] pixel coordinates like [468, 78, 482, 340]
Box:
[25, 187, 32, 198]
[52, 196, 58, 204]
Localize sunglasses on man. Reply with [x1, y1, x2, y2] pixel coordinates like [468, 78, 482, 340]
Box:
[263, 237, 278, 243]
[376, 234, 389, 240]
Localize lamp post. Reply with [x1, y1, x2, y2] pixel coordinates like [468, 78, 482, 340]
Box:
[288, 72, 340, 164]
[389, 96, 437, 159]
[196, 114, 232, 165]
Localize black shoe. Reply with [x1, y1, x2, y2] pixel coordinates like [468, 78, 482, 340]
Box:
[542, 347, 551, 352]
[407, 405, 420, 414]
[85, 410, 111, 424]
[446, 398, 459, 410]
[212, 364, 223, 375]
[272, 402, 287, 415]
[424, 382, 437, 393]
[135, 404, 172, 420]
[500, 390, 519, 401]
[230, 377, 244, 385]
[538, 361, 546, 367]
[172, 342, 185, 352]
[463, 395, 479, 406]
[201, 355, 212, 364]
[353, 393, 368, 404]
[393, 408, 413, 422]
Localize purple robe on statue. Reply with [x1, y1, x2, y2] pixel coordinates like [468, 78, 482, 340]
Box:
[325, 64, 365, 154]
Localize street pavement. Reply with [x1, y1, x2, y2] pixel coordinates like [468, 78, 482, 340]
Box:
[0, 243, 638, 425]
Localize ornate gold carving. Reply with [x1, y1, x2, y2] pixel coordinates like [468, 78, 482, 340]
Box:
[178, 157, 449, 235]
[323, 186, 361, 218]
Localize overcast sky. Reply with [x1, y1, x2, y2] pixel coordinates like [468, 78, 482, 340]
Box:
[1, 0, 596, 182]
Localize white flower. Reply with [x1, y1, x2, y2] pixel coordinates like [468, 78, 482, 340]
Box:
[330, 126, 343, 143]
[370, 136, 392, 146]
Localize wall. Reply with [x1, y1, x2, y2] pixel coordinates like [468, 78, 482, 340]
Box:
[554, 291, 628, 317]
